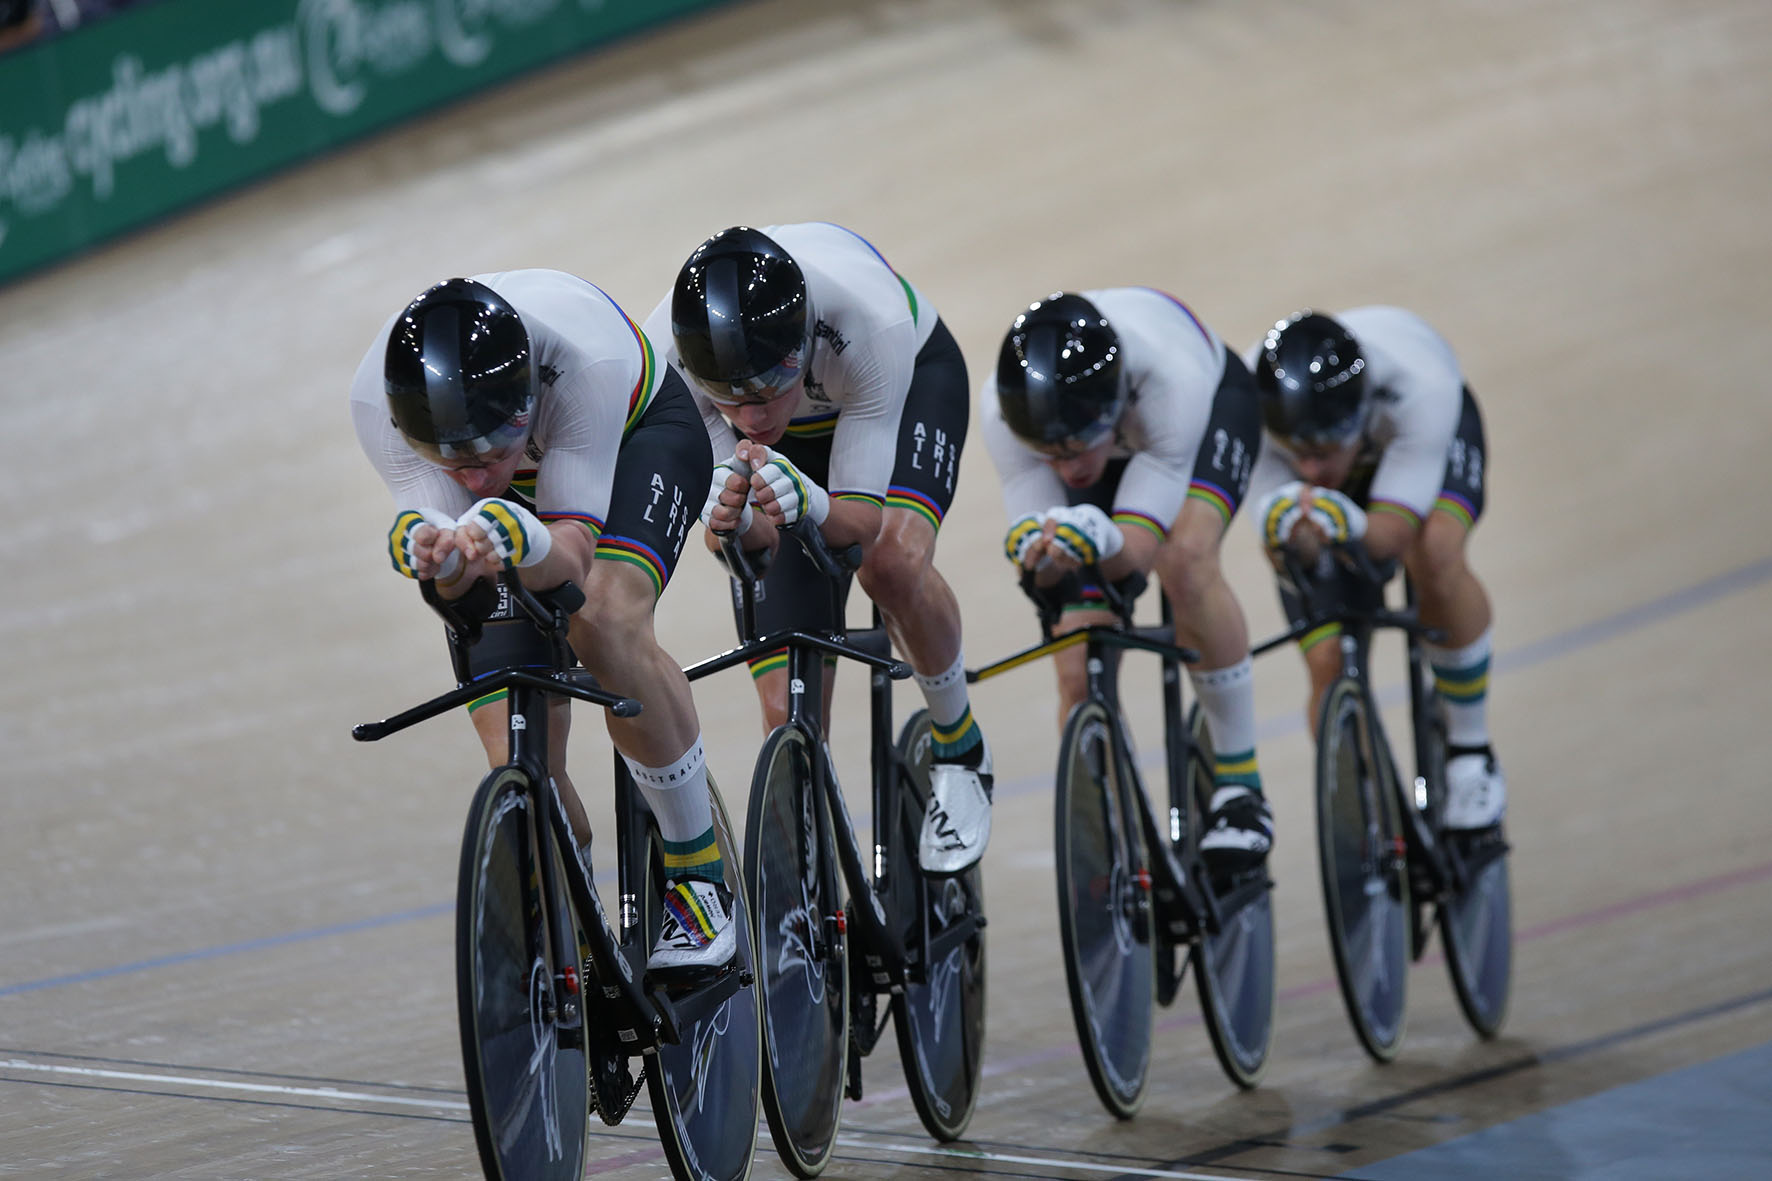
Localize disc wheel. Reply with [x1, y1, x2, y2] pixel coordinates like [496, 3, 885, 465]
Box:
[1316, 679, 1411, 1062]
[456, 767, 590, 1181]
[1185, 705, 1276, 1089]
[889, 710, 987, 1142]
[642, 781, 762, 1181]
[1054, 700, 1154, 1118]
[745, 726, 848, 1177]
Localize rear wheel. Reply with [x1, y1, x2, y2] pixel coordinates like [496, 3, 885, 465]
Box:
[1185, 706, 1275, 1089]
[1412, 675, 1513, 1038]
[456, 766, 590, 1181]
[1316, 679, 1411, 1063]
[1441, 832, 1513, 1037]
[643, 780, 762, 1181]
[745, 726, 848, 1177]
[1054, 700, 1154, 1119]
[889, 710, 987, 1142]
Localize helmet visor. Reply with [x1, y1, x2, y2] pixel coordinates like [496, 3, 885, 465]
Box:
[685, 340, 808, 407]
[406, 410, 532, 466]
[1270, 400, 1367, 450]
[1024, 414, 1117, 459]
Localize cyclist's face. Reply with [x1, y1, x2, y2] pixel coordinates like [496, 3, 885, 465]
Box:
[440, 451, 524, 498]
[1046, 438, 1115, 489]
[1289, 439, 1360, 489]
[723, 384, 802, 446]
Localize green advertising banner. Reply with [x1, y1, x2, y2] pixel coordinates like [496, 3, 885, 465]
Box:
[0, 0, 734, 285]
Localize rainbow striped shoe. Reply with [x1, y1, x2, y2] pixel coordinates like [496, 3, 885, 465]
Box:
[648, 879, 737, 972]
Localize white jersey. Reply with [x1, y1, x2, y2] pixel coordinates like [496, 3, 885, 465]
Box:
[642, 222, 935, 506]
[980, 286, 1232, 536]
[351, 269, 662, 535]
[1245, 305, 1466, 524]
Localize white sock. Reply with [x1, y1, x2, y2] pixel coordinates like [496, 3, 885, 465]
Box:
[915, 649, 970, 728]
[1422, 629, 1492, 749]
[621, 736, 714, 845]
[1188, 657, 1262, 791]
[917, 650, 983, 760]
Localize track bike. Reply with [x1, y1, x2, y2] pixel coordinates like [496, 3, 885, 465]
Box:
[1255, 543, 1512, 1061]
[354, 572, 761, 1181]
[970, 571, 1275, 1118]
[682, 520, 987, 1176]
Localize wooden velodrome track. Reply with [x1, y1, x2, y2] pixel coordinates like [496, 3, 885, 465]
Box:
[4, 0, 1770, 1176]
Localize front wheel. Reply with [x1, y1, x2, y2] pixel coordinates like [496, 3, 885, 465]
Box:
[643, 778, 762, 1181]
[1316, 679, 1411, 1063]
[889, 710, 987, 1142]
[1055, 699, 1154, 1119]
[1185, 705, 1275, 1089]
[456, 766, 590, 1181]
[745, 726, 848, 1177]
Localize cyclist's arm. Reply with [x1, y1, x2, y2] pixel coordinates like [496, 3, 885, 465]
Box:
[1362, 410, 1457, 563]
[525, 364, 624, 586]
[352, 378, 492, 597]
[821, 313, 912, 553]
[1359, 334, 1463, 561]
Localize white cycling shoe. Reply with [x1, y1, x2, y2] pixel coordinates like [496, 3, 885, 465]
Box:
[647, 878, 737, 973]
[1443, 749, 1507, 830]
[919, 741, 993, 875]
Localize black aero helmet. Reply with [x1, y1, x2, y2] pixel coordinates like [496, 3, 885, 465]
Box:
[385, 278, 535, 464]
[1253, 311, 1368, 447]
[671, 226, 810, 405]
[996, 292, 1124, 455]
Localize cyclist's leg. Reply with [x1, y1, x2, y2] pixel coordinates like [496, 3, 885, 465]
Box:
[1051, 602, 1116, 726]
[858, 319, 985, 770]
[1273, 558, 1352, 732]
[850, 319, 991, 872]
[457, 613, 595, 856]
[744, 663, 839, 734]
[1160, 501, 1273, 866]
[574, 372, 734, 967]
[1154, 354, 1269, 869]
[726, 431, 847, 734]
[468, 696, 590, 849]
[1046, 459, 1130, 726]
[1403, 386, 1503, 828]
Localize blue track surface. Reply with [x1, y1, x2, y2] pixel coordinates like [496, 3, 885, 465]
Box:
[1344, 1039, 1772, 1180]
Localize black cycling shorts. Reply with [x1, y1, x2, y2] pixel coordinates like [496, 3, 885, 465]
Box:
[731, 318, 970, 665]
[460, 368, 712, 688]
[1277, 384, 1489, 645]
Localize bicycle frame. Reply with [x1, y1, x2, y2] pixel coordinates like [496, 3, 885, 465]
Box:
[971, 573, 1252, 941]
[1257, 549, 1474, 909]
[681, 523, 938, 991]
[352, 573, 716, 1051]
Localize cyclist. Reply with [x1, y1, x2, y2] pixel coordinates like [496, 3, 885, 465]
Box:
[642, 223, 993, 875]
[1246, 307, 1505, 831]
[349, 271, 736, 971]
[980, 289, 1273, 876]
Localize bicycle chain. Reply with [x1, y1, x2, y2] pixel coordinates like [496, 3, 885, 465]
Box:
[587, 1049, 645, 1124]
[583, 953, 647, 1124]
